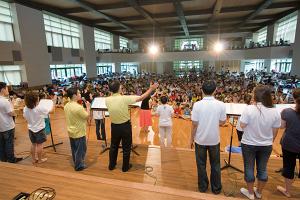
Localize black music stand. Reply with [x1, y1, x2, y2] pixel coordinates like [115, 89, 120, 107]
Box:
[91, 98, 140, 156]
[44, 114, 63, 152]
[221, 115, 243, 173]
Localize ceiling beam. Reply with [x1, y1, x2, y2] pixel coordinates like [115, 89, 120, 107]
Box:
[63, 0, 192, 14]
[92, 1, 300, 24]
[66, 0, 140, 34]
[209, 0, 223, 22]
[236, 0, 273, 30]
[125, 0, 157, 25]
[254, 7, 300, 32]
[173, 0, 189, 37]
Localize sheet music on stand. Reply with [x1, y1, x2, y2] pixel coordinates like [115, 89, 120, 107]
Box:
[225, 103, 296, 116]
[225, 103, 247, 116]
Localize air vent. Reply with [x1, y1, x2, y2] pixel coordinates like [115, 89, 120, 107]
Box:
[71, 49, 80, 57]
[12, 50, 22, 61]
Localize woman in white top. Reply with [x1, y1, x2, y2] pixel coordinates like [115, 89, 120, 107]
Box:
[156, 96, 174, 147]
[23, 91, 53, 165]
[239, 85, 281, 200]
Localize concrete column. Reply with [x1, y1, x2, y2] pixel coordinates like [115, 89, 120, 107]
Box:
[267, 24, 275, 45]
[13, 3, 51, 87]
[156, 62, 164, 74]
[264, 59, 271, 72]
[115, 62, 121, 73]
[81, 25, 97, 79]
[113, 34, 120, 49]
[291, 10, 300, 76]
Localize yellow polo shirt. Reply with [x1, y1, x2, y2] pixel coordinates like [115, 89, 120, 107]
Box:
[105, 93, 138, 124]
[64, 101, 88, 138]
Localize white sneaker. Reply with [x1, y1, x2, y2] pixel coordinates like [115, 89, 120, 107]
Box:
[254, 187, 262, 199]
[240, 188, 255, 200]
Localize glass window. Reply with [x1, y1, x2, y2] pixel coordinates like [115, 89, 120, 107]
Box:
[244, 59, 265, 72]
[256, 27, 267, 44]
[50, 64, 85, 79]
[121, 62, 138, 74]
[275, 12, 298, 43]
[174, 38, 204, 50]
[97, 63, 114, 74]
[43, 13, 80, 49]
[119, 36, 128, 49]
[173, 60, 203, 76]
[94, 29, 112, 50]
[0, 1, 14, 41]
[0, 65, 21, 85]
[271, 58, 292, 73]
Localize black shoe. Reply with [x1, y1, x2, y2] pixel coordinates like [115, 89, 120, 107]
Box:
[122, 164, 132, 172]
[14, 157, 23, 163]
[75, 165, 87, 171]
[108, 165, 116, 171]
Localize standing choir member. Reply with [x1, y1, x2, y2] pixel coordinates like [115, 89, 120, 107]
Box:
[239, 85, 281, 200]
[105, 81, 158, 172]
[190, 80, 226, 194]
[157, 96, 174, 147]
[64, 88, 90, 171]
[277, 88, 300, 198]
[23, 91, 52, 164]
[0, 82, 22, 163]
[139, 89, 152, 133]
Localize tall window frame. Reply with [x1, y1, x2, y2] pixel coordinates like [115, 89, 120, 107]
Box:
[0, 1, 14, 42]
[119, 36, 128, 49]
[94, 29, 112, 50]
[275, 13, 298, 43]
[43, 13, 80, 49]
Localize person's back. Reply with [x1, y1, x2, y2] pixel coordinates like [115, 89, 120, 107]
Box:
[157, 104, 173, 127]
[241, 104, 280, 146]
[64, 101, 88, 138]
[281, 108, 300, 153]
[192, 97, 225, 145]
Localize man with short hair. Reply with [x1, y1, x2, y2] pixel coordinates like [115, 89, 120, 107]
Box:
[105, 80, 158, 172]
[0, 82, 22, 163]
[190, 80, 226, 194]
[64, 87, 90, 171]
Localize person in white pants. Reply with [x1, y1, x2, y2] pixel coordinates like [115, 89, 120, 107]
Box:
[156, 96, 174, 147]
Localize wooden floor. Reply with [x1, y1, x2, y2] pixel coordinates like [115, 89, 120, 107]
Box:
[5, 108, 300, 200]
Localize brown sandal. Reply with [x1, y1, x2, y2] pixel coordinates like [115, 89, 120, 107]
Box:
[277, 186, 291, 198]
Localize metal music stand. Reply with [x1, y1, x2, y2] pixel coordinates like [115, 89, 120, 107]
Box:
[91, 97, 140, 156]
[221, 103, 246, 173]
[44, 114, 63, 152]
[221, 114, 243, 173]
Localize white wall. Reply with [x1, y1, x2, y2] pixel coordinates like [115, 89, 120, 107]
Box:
[14, 3, 51, 87]
[81, 25, 97, 78]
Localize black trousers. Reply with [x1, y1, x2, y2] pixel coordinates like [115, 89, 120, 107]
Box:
[109, 121, 132, 171]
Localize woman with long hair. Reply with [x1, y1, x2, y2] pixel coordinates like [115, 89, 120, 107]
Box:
[239, 85, 281, 200]
[277, 88, 300, 197]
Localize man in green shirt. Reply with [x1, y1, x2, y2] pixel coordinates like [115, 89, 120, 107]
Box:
[64, 88, 90, 171]
[106, 80, 158, 172]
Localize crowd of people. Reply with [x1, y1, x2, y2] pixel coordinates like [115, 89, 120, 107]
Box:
[0, 69, 299, 199]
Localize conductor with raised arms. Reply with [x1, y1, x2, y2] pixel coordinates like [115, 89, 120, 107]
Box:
[105, 80, 158, 172]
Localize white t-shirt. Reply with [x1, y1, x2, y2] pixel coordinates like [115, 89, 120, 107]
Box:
[23, 103, 50, 133]
[0, 96, 15, 132]
[157, 104, 174, 127]
[240, 104, 281, 146]
[93, 110, 104, 120]
[191, 96, 227, 146]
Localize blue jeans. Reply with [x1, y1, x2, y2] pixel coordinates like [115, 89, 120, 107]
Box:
[241, 144, 272, 183]
[0, 128, 17, 163]
[69, 136, 87, 171]
[195, 143, 222, 194]
[95, 119, 106, 140]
